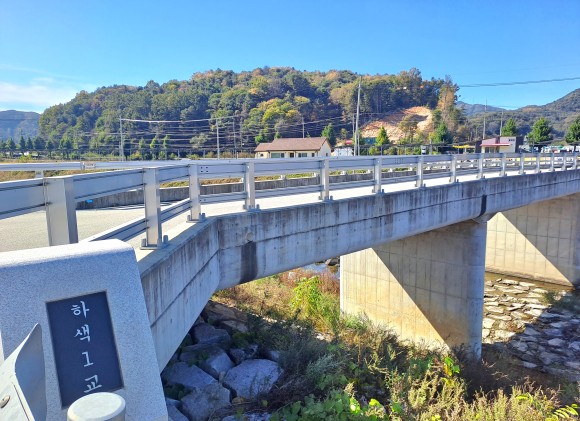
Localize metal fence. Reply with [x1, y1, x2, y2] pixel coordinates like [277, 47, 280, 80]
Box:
[0, 153, 576, 249]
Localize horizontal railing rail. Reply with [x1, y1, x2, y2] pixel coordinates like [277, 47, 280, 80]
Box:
[0, 153, 577, 250]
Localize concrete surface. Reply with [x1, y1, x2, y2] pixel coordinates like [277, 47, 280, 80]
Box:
[0, 240, 167, 421]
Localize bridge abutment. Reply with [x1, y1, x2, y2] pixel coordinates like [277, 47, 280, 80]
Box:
[486, 193, 580, 287]
[341, 220, 486, 358]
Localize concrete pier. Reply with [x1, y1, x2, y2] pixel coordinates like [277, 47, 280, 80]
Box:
[486, 193, 580, 287]
[341, 220, 486, 358]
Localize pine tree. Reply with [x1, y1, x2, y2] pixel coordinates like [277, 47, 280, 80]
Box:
[565, 117, 580, 144]
[501, 118, 518, 136]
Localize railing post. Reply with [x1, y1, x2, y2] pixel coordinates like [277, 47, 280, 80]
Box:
[500, 153, 507, 177]
[244, 161, 256, 210]
[187, 163, 204, 222]
[45, 176, 78, 246]
[141, 168, 163, 249]
[476, 154, 485, 179]
[550, 152, 555, 172]
[535, 152, 541, 173]
[519, 152, 525, 175]
[415, 156, 424, 187]
[449, 155, 457, 183]
[573, 152, 578, 170]
[35, 170, 44, 179]
[562, 152, 567, 171]
[373, 158, 382, 193]
[319, 158, 331, 201]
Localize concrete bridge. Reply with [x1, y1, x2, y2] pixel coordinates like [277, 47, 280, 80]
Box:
[1, 153, 579, 369]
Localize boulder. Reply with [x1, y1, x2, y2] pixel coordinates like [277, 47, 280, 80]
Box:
[223, 359, 283, 399]
[181, 383, 231, 421]
[167, 404, 189, 421]
[221, 413, 271, 421]
[180, 343, 235, 379]
[193, 323, 231, 346]
[162, 362, 216, 390]
[229, 344, 259, 365]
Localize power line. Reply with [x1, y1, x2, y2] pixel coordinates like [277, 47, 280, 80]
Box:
[459, 76, 580, 88]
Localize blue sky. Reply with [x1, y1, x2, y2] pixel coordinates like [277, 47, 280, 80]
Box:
[1, 0, 579, 113]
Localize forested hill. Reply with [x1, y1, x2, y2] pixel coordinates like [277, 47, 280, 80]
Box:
[468, 89, 580, 138]
[0, 110, 39, 140]
[38, 67, 452, 153]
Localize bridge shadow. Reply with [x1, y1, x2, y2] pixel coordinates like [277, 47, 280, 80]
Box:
[487, 194, 580, 287]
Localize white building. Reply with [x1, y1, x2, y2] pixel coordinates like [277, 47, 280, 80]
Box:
[254, 137, 332, 158]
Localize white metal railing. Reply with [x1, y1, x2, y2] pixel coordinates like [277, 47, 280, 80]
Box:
[0, 153, 576, 250]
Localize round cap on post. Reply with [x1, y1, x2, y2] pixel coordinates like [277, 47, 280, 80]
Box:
[67, 392, 126, 421]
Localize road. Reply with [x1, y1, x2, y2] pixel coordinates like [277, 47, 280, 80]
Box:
[0, 170, 507, 255]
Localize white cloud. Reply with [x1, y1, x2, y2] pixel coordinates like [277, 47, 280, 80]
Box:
[0, 78, 95, 112]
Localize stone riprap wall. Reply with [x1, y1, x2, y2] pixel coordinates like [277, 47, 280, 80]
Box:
[162, 301, 282, 421]
[483, 277, 580, 381]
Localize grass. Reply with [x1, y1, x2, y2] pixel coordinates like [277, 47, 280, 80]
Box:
[213, 268, 580, 420]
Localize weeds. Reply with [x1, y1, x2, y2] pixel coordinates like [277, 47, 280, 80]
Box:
[212, 271, 580, 420]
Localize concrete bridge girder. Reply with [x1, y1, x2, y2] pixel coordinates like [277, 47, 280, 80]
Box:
[138, 170, 580, 368]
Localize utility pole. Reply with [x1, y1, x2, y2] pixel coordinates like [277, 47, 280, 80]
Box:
[354, 77, 362, 156]
[302, 117, 305, 138]
[482, 101, 487, 140]
[232, 119, 236, 158]
[119, 115, 124, 161]
[499, 109, 504, 136]
[216, 119, 220, 159]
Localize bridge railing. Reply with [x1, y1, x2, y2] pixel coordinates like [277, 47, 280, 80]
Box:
[0, 153, 576, 249]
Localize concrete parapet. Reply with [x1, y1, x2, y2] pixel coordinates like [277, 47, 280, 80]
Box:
[341, 220, 486, 358]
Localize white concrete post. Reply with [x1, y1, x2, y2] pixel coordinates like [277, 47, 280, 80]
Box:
[67, 393, 125, 421]
[500, 153, 507, 177]
[573, 152, 579, 170]
[562, 152, 567, 171]
[244, 161, 256, 210]
[187, 164, 204, 222]
[415, 156, 424, 187]
[34, 170, 44, 179]
[142, 168, 163, 248]
[535, 153, 541, 173]
[449, 155, 457, 183]
[373, 158, 382, 193]
[550, 152, 555, 172]
[519, 152, 525, 175]
[476, 154, 484, 179]
[45, 176, 78, 246]
[320, 158, 331, 201]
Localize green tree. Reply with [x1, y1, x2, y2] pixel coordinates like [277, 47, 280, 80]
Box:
[321, 123, 336, 146]
[501, 118, 518, 136]
[375, 126, 389, 146]
[339, 128, 349, 141]
[19, 136, 26, 151]
[26, 137, 34, 150]
[45, 139, 54, 158]
[33, 136, 45, 150]
[528, 117, 553, 146]
[8, 138, 16, 157]
[565, 117, 580, 144]
[431, 122, 452, 149]
[150, 136, 159, 159]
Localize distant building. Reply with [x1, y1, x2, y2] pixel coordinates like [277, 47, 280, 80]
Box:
[480, 136, 524, 153]
[254, 137, 332, 158]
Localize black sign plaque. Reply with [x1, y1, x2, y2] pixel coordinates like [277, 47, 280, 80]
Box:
[46, 291, 124, 407]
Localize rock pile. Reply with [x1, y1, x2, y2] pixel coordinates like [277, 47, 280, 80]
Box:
[162, 302, 282, 421]
[483, 278, 580, 381]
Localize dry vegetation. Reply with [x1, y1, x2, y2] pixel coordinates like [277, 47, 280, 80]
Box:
[213, 268, 580, 420]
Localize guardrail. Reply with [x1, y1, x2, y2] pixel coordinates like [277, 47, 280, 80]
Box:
[0, 152, 576, 249]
